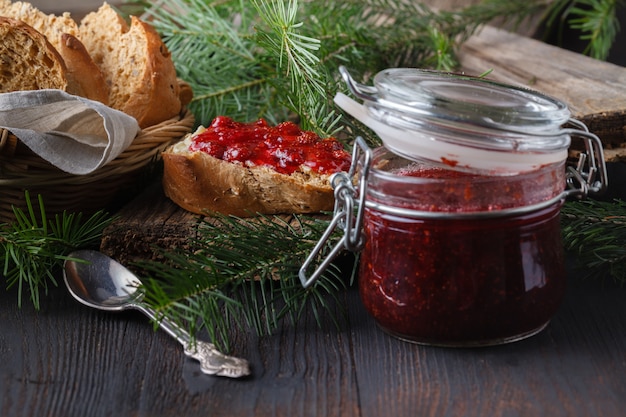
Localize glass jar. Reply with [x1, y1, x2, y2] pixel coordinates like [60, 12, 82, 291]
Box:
[300, 67, 607, 346]
[359, 148, 567, 345]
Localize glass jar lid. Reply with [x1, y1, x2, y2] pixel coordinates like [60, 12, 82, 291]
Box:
[335, 66, 573, 174]
[370, 68, 571, 132]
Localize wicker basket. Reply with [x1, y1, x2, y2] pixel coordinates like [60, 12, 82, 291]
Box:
[0, 108, 195, 223]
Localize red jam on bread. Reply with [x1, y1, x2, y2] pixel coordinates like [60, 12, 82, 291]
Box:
[188, 116, 351, 175]
[162, 116, 353, 216]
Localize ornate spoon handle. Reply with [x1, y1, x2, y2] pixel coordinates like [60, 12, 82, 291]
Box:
[135, 304, 250, 378]
[184, 340, 250, 378]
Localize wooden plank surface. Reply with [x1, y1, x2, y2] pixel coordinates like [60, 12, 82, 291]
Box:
[458, 26, 626, 140]
[1, 260, 625, 417]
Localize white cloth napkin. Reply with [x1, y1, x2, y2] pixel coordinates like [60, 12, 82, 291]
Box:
[0, 90, 140, 175]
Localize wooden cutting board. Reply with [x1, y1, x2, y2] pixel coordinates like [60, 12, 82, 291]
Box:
[100, 182, 203, 265]
[101, 26, 626, 263]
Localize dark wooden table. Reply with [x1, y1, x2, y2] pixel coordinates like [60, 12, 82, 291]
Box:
[1, 254, 625, 417]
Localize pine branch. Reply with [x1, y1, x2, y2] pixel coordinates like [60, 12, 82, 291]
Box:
[543, 0, 580, 49]
[250, 0, 335, 133]
[567, 0, 622, 60]
[0, 193, 114, 309]
[142, 0, 277, 123]
[561, 199, 626, 282]
[137, 214, 352, 351]
[539, 0, 624, 61]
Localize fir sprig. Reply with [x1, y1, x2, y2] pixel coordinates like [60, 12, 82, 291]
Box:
[250, 0, 336, 134]
[568, 0, 622, 60]
[541, 0, 623, 61]
[561, 199, 626, 282]
[0, 193, 114, 309]
[137, 214, 352, 351]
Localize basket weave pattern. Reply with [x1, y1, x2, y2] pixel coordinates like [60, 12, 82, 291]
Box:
[0, 108, 195, 223]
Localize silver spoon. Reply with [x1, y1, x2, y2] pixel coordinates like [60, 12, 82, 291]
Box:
[63, 249, 250, 378]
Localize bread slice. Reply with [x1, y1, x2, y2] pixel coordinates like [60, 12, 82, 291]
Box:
[79, 3, 182, 128]
[0, 16, 67, 92]
[77, 2, 129, 66]
[162, 124, 351, 216]
[0, 0, 109, 103]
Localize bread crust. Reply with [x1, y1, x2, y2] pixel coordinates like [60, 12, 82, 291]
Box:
[59, 33, 110, 103]
[162, 146, 336, 217]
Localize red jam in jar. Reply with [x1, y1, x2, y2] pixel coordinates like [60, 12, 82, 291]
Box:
[189, 116, 351, 175]
[358, 148, 567, 346]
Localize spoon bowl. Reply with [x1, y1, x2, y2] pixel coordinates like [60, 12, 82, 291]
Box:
[63, 249, 250, 378]
[63, 249, 141, 311]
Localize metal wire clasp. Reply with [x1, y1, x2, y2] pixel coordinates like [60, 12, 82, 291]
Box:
[564, 118, 608, 199]
[299, 137, 372, 288]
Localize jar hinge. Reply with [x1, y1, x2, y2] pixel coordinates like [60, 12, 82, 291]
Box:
[299, 137, 371, 288]
[563, 118, 608, 199]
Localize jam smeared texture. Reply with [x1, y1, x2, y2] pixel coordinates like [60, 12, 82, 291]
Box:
[189, 116, 351, 175]
[359, 162, 566, 346]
